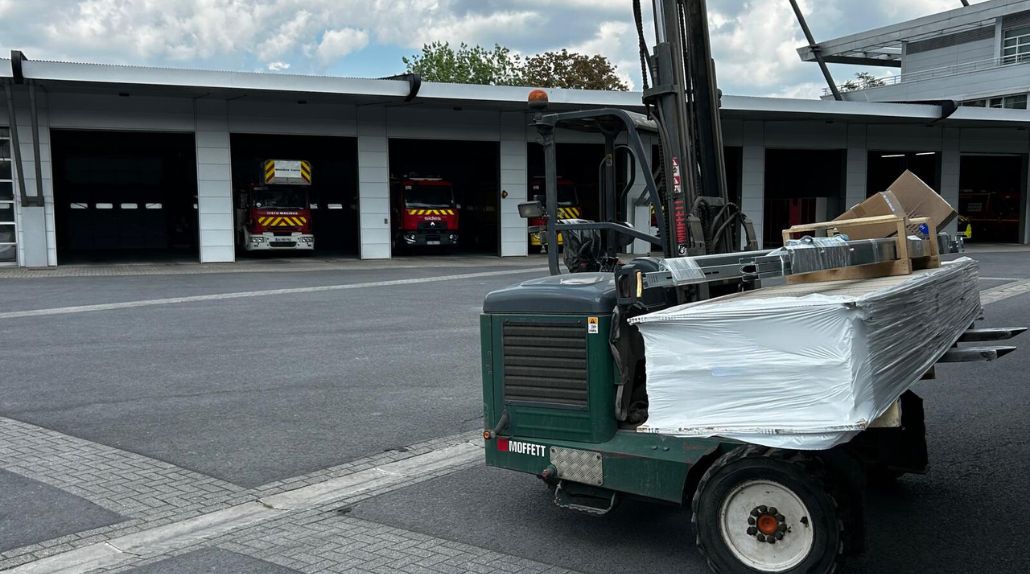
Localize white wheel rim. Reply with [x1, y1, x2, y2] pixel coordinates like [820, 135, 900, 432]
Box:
[717, 479, 815, 572]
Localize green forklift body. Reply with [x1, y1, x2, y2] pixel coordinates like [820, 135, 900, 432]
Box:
[481, 273, 732, 504]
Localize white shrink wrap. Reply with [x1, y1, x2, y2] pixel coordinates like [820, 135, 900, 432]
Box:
[629, 257, 981, 449]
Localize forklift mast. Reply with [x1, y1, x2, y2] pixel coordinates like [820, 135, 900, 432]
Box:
[644, 0, 736, 256]
[527, 0, 756, 275]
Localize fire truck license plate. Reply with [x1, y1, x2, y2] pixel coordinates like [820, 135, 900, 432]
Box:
[427, 240, 440, 245]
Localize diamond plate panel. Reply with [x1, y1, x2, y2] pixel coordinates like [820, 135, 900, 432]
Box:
[550, 447, 603, 486]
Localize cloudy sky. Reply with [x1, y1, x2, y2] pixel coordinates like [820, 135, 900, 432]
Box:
[0, 0, 980, 98]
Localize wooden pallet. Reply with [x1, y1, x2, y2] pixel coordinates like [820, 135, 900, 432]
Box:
[781, 214, 940, 284]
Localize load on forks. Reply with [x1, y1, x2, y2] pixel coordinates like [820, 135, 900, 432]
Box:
[479, 3, 1021, 570]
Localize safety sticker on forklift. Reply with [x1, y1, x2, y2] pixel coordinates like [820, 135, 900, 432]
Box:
[496, 438, 547, 457]
[588, 317, 599, 334]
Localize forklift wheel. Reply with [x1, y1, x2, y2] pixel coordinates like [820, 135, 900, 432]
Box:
[691, 446, 844, 574]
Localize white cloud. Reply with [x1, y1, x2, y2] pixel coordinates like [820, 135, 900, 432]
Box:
[256, 10, 313, 62]
[315, 27, 370, 64]
[0, 0, 993, 96]
[267, 61, 291, 72]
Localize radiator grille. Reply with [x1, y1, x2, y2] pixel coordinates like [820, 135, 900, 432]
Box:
[502, 321, 588, 408]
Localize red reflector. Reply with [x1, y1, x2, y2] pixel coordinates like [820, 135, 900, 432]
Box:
[496, 437, 509, 452]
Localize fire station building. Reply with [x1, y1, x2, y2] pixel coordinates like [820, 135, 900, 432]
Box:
[3, 54, 1030, 268]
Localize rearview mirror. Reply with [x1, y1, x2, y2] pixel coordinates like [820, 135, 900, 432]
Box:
[518, 201, 545, 219]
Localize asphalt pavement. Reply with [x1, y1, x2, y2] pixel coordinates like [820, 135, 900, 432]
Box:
[0, 262, 547, 487]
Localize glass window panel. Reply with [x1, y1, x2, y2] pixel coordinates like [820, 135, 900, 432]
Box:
[0, 243, 15, 263]
[0, 182, 12, 201]
[0, 126, 9, 136]
[0, 139, 9, 158]
[1005, 95, 1028, 109]
[0, 224, 15, 243]
[0, 160, 10, 180]
[0, 203, 13, 223]
[1005, 26, 1030, 38]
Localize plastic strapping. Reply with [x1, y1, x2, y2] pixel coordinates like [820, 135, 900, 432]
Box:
[660, 257, 706, 283]
[782, 235, 850, 274]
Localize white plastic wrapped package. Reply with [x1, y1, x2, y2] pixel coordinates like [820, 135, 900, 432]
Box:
[628, 257, 981, 450]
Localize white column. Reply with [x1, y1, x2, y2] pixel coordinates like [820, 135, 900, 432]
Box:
[845, 124, 868, 213]
[499, 111, 528, 257]
[940, 127, 961, 235]
[358, 108, 391, 259]
[741, 121, 765, 248]
[194, 99, 235, 263]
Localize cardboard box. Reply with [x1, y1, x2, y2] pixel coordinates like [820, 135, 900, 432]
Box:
[834, 190, 906, 239]
[834, 170, 957, 239]
[886, 170, 957, 229]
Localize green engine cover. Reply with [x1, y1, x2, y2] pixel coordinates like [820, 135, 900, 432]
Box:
[480, 273, 728, 504]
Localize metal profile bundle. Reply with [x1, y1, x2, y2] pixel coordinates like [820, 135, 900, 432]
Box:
[628, 258, 982, 449]
[643, 234, 938, 289]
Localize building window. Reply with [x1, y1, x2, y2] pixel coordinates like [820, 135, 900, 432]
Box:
[0, 127, 16, 265]
[962, 94, 1028, 109]
[1003, 26, 1030, 63]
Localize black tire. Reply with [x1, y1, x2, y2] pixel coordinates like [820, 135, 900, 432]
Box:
[691, 446, 845, 574]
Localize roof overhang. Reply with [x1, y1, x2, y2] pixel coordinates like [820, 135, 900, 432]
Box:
[797, 0, 1030, 67]
[3, 57, 1030, 129]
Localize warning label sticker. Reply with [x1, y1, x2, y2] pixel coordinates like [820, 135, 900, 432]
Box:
[587, 316, 599, 334]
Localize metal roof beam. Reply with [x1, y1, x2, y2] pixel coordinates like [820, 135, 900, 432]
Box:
[797, 0, 1030, 63]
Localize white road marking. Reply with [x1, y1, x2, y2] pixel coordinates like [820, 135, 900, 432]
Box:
[0, 268, 545, 320]
[981, 279, 1030, 306]
[9, 440, 482, 574]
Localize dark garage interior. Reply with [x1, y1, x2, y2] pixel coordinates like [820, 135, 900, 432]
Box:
[867, 150, 941, 197]
[764, 149, 846, 247]
[52, 130, 198, 262]
[959, 154, 1025, 243]
[389, 139, 499, 254]
[527, 143, 605, 222]
[230, 133, 359, 256]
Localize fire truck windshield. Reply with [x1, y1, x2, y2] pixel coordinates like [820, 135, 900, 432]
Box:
[532, 184, 578, 207]
[252, 189, 306, 209]
[405, 184, 454, 208]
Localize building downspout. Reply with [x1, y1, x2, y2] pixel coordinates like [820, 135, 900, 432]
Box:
[2, 81, 34, 206]
[27, 81, 45, 207]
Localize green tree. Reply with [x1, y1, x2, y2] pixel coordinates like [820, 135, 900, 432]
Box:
[518, 49, 629, 91]
[401, 42, 522, 85]
[840, 71, 887, 92]
[402, 43, 629, 91]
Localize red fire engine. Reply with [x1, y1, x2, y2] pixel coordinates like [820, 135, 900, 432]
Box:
[391, 177, 460, 248]
[236, 160, 314, 252]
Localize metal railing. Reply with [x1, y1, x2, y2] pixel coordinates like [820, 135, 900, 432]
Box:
[822, 55, 1030, 95]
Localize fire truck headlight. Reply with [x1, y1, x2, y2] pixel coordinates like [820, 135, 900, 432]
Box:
[251, 236, 266, 244]
[403, 233, 416, 244]
[449, 234, 458, 243]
